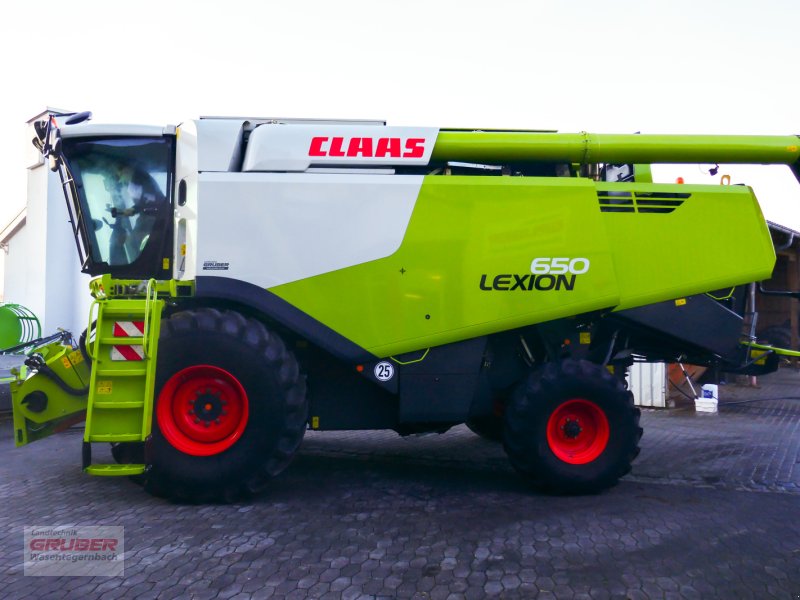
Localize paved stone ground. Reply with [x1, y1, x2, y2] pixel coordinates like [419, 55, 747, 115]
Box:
[1, 370, 800, 599]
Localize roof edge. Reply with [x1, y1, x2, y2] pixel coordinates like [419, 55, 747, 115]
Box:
[0, 208, 27, 244]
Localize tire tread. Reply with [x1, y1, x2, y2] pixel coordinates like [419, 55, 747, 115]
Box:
[142, 308, 307, 502]
[504, 359, 642, 494]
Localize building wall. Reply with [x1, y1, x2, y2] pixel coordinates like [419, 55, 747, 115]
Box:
[43, 165, 92, 335]
[2, 128, 92, 339]
[758, 255, 792, 330]
[755, 247, 800, 351]
[3, 220, 43, 321]
[3, 163, 48, 325]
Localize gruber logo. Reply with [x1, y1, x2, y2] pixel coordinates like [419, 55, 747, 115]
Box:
[309, 136, 426, 159]
[29, 538, 118, 552]
[479, 257, 590, 292]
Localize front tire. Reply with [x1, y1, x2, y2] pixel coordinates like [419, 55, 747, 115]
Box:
[504, 359, 641, 494]
[142, 308, 307, 502]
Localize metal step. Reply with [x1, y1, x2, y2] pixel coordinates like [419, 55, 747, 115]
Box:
[99, 336, 145, 345]
[96, 300, 149, 315]
[92, 400, 145, 409]
[87, 433, 143, 442]
[85, 464, 145, 476]
[93, 368, 148, 377]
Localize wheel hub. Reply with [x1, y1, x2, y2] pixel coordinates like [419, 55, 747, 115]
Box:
[157, 365, 249, 456]
[191, 389, 226, 424]
[546, 398, 610, 465]
[562, 419, 582, 439]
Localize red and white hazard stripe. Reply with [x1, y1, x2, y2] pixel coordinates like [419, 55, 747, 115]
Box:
[111, 321, 145, 361]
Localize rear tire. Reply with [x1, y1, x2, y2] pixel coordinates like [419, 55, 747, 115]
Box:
[504, 359, 641, 494]
[142, 308, 307, 502]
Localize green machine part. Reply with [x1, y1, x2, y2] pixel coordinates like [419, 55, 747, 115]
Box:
[271, 176, 775, 358]
[10, 340, 89, 447]
[0, 304, 41, 350]
[431, 131, 800, 166]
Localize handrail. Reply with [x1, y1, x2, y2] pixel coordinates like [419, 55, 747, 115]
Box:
[85, 300, 99, 360]
[143, 279, 157, 358]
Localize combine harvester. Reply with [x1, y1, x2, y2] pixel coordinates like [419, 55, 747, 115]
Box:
[9, 111, 800, 501]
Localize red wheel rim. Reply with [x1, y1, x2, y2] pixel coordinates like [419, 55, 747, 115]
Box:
[546, 398, 609, 465]
[156, 365, 249, 456]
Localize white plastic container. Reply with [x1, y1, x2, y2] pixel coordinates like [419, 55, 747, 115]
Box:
[695, 384, 719, 413]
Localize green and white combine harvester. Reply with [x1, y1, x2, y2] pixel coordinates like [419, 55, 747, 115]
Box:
[11, 111, 800, 501]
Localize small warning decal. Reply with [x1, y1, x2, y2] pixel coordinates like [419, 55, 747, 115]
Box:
[374, 361, 395, 382]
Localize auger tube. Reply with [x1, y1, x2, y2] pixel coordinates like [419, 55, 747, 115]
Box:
[432, 131, 800, 172]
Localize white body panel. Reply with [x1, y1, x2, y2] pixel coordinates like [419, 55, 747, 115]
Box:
[195, 119, 246, 172]
[242, 124, 439, 172]
[194, 173, 423, 288]
[174, 121, 200, 281]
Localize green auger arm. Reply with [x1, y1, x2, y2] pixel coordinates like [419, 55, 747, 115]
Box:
[10, 332, 89, 447]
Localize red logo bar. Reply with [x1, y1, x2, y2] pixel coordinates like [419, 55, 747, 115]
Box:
[309, 137, 425, 159]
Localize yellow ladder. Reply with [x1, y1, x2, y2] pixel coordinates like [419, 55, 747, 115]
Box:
[83, 281, 163, 475]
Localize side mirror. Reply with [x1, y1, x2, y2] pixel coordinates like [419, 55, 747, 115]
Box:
[33, 120, 48, 142]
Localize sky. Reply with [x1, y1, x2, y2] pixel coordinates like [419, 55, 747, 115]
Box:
[1, 0, 800, 256]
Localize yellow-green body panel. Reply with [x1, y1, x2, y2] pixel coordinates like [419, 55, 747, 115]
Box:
[598, 182, 775, 310]
[271, 176, 775, 357]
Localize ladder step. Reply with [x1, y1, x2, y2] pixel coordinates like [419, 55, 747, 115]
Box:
[93, 400, 145, 409]
[99, 337, 144, 345]
[93, 368, 148, 377]
[98, 300, 148, 312]
[87, 434, 143, 442]
[85, 464, 146, 476]
[99, 311, 147, 320]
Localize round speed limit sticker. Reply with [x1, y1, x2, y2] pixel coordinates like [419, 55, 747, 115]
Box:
[374, 361, 395, 381]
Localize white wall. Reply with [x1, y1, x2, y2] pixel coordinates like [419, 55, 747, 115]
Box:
[2, 163, 48, 324]
[3, 220, 42, 321]
[43, 164, 92, 335]
[2, 146, 92, 340]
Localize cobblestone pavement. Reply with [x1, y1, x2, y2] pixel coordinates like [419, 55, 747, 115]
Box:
[1, 370, 800, 599]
